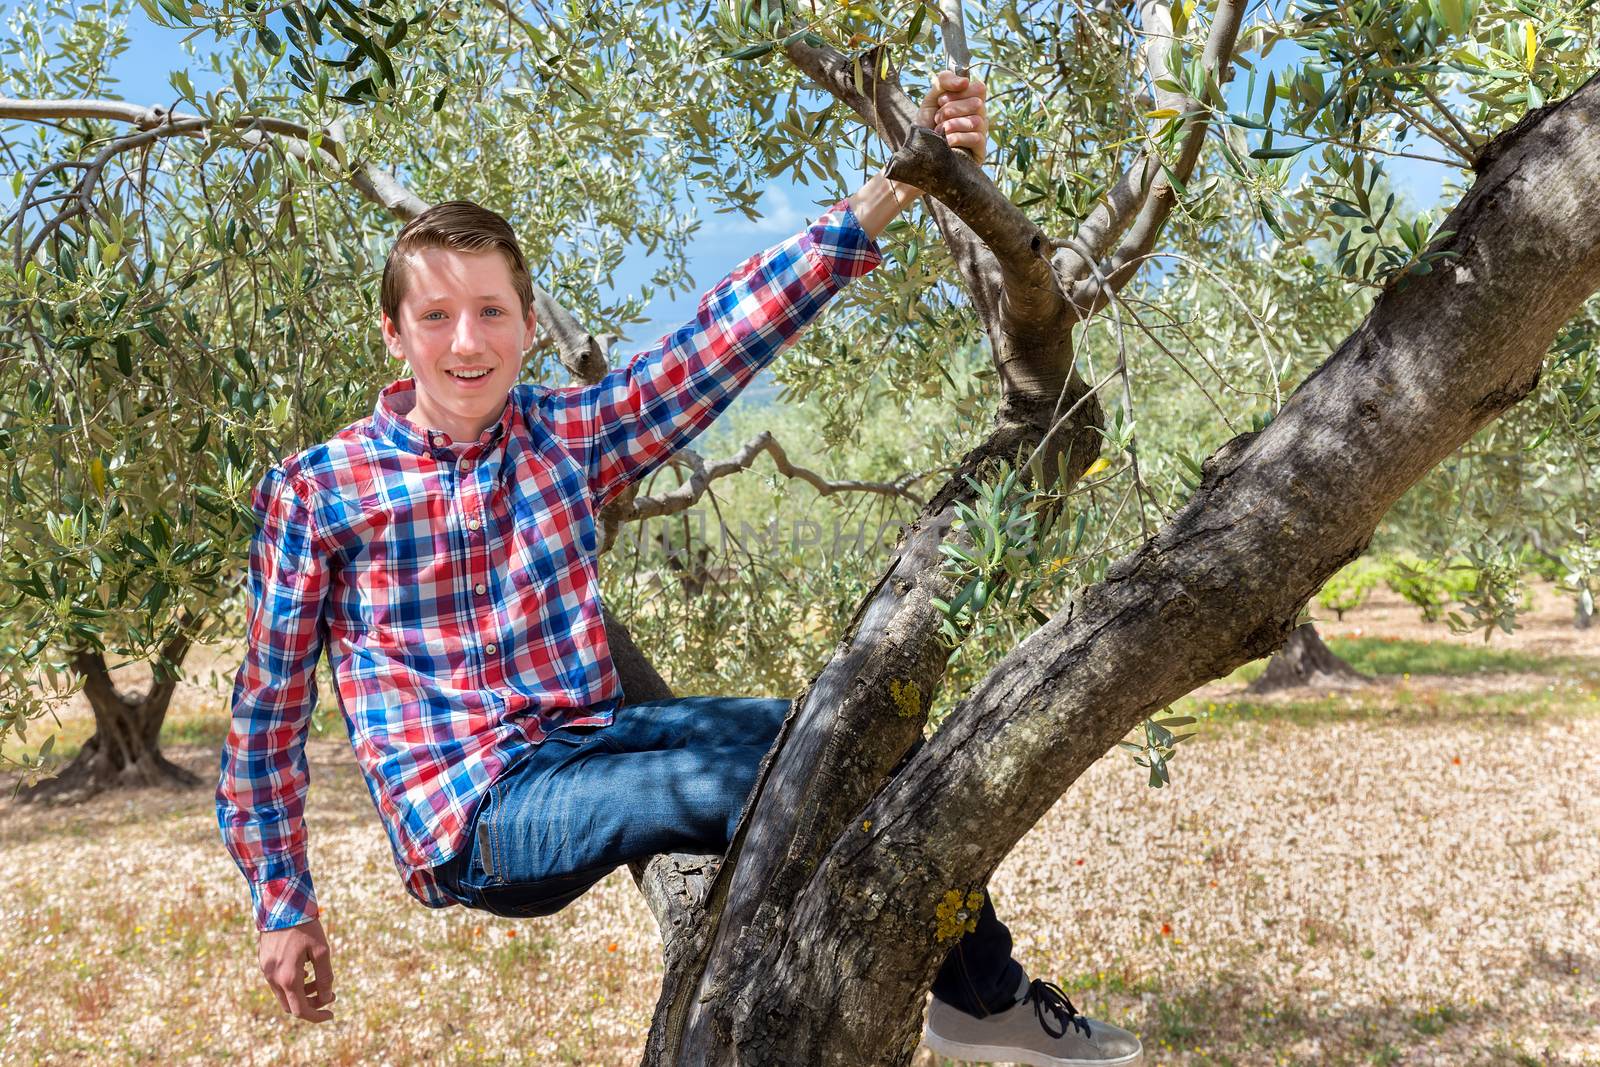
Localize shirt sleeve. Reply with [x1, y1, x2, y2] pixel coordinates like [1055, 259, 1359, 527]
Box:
[532, 198, 882, 511]
[216, 464, 330, 932]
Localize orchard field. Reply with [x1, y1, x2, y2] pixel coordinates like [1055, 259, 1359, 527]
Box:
[3, 578, 1597, 1067]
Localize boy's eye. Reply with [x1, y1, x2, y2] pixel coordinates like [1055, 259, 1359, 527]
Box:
[423, 311, 446, 321]
[483, 307, 503, 317]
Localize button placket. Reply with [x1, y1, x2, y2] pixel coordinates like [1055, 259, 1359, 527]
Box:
[460, 443, 500, 680]
[466, 485, 488, 674]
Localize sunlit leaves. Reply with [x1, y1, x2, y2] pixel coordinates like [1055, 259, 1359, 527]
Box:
[1117, 714, 1197, 788]
[3, 0, 1596, 766]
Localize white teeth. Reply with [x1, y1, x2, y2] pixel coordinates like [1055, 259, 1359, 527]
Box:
[450, 368, 490, 380]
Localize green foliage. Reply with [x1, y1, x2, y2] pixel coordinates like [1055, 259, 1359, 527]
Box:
[1377, 293, 1600, 634]
[3, 0, 1598, 773]
[1445, 539, 1526, 638]
[1316, 558, 1384, 621]
[1384, 557, 1478, 623]
[931, 469, 1046, 650]
[1558, 535, 1599, 623]
[1116, 714, 1198, 789]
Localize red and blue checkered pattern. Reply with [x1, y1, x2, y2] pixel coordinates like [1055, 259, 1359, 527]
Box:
[217, 202, 881, 931]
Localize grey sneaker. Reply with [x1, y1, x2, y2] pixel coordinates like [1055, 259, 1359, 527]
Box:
[923, 979, 1144, 1066]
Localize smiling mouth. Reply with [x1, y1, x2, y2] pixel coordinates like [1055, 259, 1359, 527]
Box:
[448, 368, 493, 380]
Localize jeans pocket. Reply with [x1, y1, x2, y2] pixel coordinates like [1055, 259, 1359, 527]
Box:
[472, 730, 603, 893]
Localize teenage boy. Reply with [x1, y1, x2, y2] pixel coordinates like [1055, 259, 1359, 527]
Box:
[218, 73, 1143, 1066]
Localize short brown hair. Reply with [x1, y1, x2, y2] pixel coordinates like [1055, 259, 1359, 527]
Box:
[381, 200, 534, 328]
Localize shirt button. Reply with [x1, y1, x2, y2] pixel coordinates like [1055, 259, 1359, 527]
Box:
[431, 434, 445, 447]
[466, 518, 481, 531]
[460, 461, 473, 473]
[474, 582, 487, 595]
[484, 643, 497, 656]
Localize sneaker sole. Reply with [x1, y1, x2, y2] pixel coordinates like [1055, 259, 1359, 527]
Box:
[922, 1026, 1144, 1067]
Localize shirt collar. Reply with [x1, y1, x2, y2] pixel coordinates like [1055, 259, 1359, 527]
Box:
[373, 379, 515, 456]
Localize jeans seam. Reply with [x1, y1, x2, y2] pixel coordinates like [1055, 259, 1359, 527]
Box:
[477, 861, 615, 918]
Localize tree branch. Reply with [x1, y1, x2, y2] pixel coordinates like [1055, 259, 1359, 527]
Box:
[777, 41, 985, 298]
[1052, 0, 1183, 286]
[936, 0, 971, 76]
[782, 38, 918, 144]
[1416, 80, 1482, 153]
[882, 127, 1062, 318]
[627, 431, 926, 522]
[1374, 80, 1476, 164]
[780, 41, 1067, 331]
[1062, 0, 1247, 318]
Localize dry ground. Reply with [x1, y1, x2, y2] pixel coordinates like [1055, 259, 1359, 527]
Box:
[2, 584, 1598, 1066]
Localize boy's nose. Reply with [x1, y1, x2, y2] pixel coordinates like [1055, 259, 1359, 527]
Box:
[452, 318, 486, 355]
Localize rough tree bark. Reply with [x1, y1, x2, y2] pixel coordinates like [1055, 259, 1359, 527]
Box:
[1248, 622, 1370, 694]
[657, 72, 1600, 1065]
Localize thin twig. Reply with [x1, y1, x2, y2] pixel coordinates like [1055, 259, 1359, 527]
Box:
[629, 432, 930, 521]
[1374, 81, 1475, 164]
[1415, 80, 1482, 151]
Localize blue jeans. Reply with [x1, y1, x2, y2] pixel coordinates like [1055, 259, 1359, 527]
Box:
[435, 696, 1025, 1016]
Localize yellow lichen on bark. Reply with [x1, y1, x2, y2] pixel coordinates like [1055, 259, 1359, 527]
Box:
[889, 678, 922, 718]
[934, 888, 985, 940]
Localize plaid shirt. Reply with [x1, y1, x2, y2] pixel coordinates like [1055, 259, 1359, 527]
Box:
[217, 202, 881, 931]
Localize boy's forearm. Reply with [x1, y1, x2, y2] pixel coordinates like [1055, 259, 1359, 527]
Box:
[539, 200, 880, 511]
[847, 173, 922, 240]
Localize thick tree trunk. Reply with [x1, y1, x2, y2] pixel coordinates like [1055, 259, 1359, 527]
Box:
[661, 350, 1102, 1063]
[652, 73, 1600, 1065]
[1247, 622, 1369, 693]
[22, 629, 200, 803]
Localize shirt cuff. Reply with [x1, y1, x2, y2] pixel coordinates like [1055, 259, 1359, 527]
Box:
[249, 871, 320, 932]
[809, 199, 884, 281]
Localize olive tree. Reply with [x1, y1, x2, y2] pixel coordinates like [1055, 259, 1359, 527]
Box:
[5, 0, 1600, 1062]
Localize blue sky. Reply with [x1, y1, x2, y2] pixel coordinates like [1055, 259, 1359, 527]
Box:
[99, 6, 1456, 350]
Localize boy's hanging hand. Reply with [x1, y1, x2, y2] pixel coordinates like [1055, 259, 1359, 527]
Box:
[917, 70, 989, 165]
[259, 917, 336, 1023]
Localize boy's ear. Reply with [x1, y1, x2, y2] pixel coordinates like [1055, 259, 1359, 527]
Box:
[381, 311, 403, 358]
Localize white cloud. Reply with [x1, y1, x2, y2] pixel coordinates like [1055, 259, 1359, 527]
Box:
[704, 186, 811, 238]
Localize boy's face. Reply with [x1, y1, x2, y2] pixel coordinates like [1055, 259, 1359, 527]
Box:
[381, 247, 535, 442]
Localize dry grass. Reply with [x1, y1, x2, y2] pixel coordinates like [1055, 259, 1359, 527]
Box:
[3, 593, 1599, 1065]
